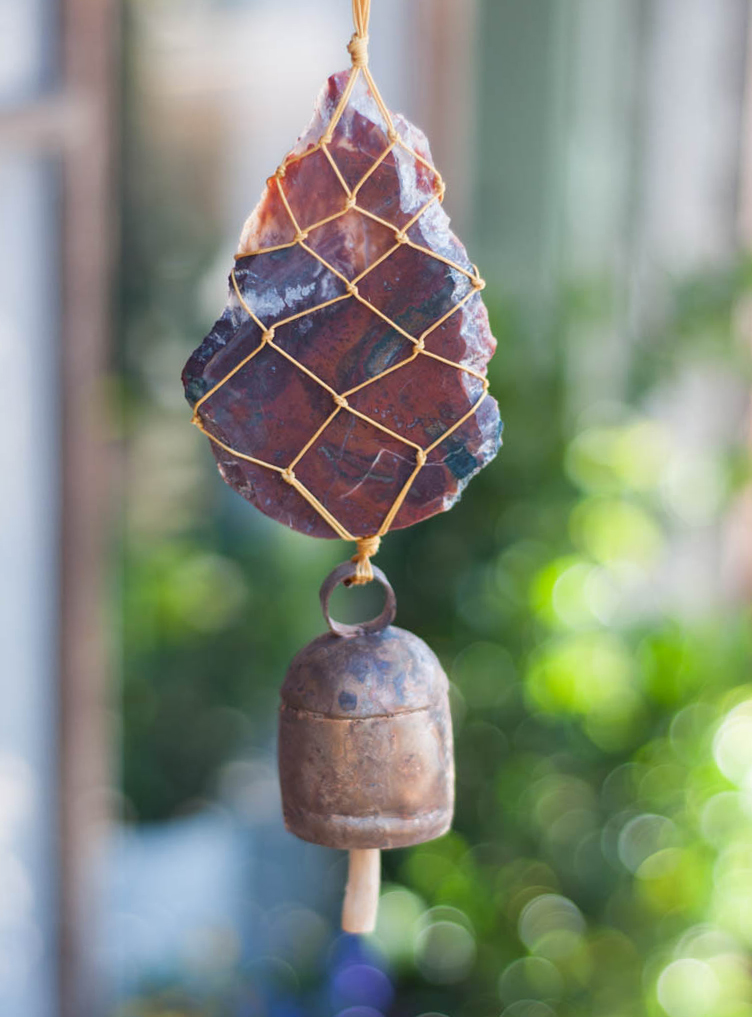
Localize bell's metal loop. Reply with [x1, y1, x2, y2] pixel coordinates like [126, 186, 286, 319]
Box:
[319, 561, 397, 638]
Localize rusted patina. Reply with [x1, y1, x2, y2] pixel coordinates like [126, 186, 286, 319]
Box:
[278, 562, 454, 850]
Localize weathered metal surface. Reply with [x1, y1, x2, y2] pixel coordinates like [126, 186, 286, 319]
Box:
[319, 561, 396, 637]
[278, 624, 454, 850]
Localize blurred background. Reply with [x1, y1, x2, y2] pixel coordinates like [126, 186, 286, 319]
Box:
[4, 0, 752, 1015]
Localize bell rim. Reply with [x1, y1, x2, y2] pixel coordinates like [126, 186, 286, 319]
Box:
[282, 804, 454, 850]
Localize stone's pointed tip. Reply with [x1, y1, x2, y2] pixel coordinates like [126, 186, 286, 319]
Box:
[183, 75, 501, 540]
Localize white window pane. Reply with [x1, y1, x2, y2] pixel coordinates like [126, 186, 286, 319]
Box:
[0, 0, 56, 106]
[0, 152, 60, 1017]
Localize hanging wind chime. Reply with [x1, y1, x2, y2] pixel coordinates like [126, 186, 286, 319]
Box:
[183, 0, 502, 933]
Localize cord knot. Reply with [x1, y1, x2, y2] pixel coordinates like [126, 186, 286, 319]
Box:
[394, 229, 408, 244]
[333, 393, 349, 409]
[262, 328, 275, 343]
[416, 448, 427, 467]
[351, 535, 381, 585]
[282, 467, 296, 484]
[348, 32, 369, 67]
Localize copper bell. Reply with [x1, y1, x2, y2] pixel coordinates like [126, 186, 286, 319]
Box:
[278, 561, 454, 933]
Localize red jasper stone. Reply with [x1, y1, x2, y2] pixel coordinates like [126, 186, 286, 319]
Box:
[183, 70, 501, 539]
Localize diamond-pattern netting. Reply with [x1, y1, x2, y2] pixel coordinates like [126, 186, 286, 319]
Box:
[191, 56, 491, 559]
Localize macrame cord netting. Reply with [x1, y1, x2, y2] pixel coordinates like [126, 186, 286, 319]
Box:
[192, 0, 490, 584]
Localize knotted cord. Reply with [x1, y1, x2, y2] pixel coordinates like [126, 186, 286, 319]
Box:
[192, 0, 490, 585]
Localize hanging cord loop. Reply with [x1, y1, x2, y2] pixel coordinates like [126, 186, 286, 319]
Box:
[351, 535, 381, 585]
[348, 0, 371, 66]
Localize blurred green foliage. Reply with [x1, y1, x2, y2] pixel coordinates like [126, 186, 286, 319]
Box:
[121, 246, 752, 1015]
[119, 8, 752, 1014]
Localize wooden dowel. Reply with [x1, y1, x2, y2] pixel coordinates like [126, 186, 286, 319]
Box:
[342, 848, 381, 933]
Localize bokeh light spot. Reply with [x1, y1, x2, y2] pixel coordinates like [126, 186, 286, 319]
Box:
[331, 964, 393, 1013]
[531, 557, 597, 630]
[415, 920, 476, 984]
[502, 1000, 557, 1017]
[566, 420, 670, 495]
[334, 1008, 384, 1017]
[369, 887, 424, 966]
[713, 703, 752, 785]
[498, 956, 563, 1005]
[700, 792, 749, 847]
[518, 894, 585, 959]
[526, 632, 635, 721]
[571, 498, 662, 567]
[657, 959, 720, 1017]
[618, 813, 676, 873]
[661, 452, 726, 526]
